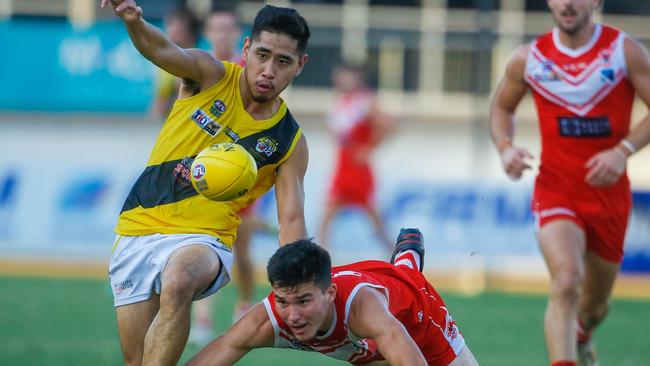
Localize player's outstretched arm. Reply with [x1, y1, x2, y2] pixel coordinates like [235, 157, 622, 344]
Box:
[185, 302, 274, 366]
[348, 287, 428, 366]
[275, 134, 308, 245]
[489, 45, 534, 180]
[100, 0, 224, 87]
[584, 38, 650, 187]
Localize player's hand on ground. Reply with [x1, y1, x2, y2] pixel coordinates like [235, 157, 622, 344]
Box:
[100, 0, 142, 23]
[500, 145, 533, 180]
[585, 148, 627, 187]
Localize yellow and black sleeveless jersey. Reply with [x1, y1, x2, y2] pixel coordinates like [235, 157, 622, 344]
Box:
[115, 62, 302, 249]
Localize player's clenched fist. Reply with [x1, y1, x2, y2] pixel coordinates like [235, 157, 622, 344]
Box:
[500, 144, 533, 180]
[584, 148, 627, 187]
[100, 0, 142, 23]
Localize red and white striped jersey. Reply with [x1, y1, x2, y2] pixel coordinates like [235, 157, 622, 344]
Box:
[525, 24, 634, 215]
[263, 260, 465, 365]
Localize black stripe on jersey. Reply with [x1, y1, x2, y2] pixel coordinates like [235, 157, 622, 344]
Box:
[237, 110, 300, 168]
[120, 157, 198, 213]
[120, 110, 300, 213]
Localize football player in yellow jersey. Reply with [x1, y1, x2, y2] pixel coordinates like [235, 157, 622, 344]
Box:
[101, 1, 311, 365]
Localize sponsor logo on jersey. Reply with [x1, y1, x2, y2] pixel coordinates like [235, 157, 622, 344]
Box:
[210, 100, 227, 117]
[532, 61, 560, 82]
[255, 136, 278, 157]
[113, 279, 133, 295]
[445, 316, 459, 340]
[191, 109, 222, 137]
[558, 116, 611, 137]
[173, 156, 194, 186]
[224, 127, 240, 142]
[600, 49, 612, 66]
[561, 61, 588, 73]
[289, 339, 315, 352]
[601, 68, 615, 83]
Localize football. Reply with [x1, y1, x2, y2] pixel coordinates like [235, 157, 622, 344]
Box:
[190, 143, 258, 201]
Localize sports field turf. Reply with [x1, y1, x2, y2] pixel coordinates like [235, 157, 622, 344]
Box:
[1, 276, 649, 365]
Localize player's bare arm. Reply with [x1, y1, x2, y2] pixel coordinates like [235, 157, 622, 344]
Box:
[185, 302, 274, 366]
[275, 134, 308, 245]
[348, 287, 428, 366]
[585, 37, 650, 187]
[489, 45, 535, 180]
[623, 37, 650, 153]
[100, 0, 224, 90]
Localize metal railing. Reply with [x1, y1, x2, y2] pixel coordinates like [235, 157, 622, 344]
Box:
[3, 0, 649, 121]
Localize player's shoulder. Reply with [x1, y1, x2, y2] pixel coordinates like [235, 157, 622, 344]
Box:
[186, 48, 228, 88]
[623, 34, 650, 64]
[502, 44, 531, 80]
[510, 44, 531, 65]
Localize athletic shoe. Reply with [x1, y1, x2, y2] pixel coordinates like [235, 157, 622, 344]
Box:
[390, 228, 425, 272]
[577, 340, 599, 366]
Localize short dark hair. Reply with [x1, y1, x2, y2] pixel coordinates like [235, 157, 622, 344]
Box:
[251, 5, 311, 53]
[267, 239, 331, 292]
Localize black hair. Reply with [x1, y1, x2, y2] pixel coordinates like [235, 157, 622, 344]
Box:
[267, 239, 332, 292]
[251, 5, 311, 53]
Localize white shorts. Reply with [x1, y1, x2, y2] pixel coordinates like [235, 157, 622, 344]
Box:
[108, 233, 234, 307]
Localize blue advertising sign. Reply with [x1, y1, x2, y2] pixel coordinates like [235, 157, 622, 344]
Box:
[0, 18, 155, 112]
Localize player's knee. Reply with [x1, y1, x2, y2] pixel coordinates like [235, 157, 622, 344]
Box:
[550, 271, 582, 301]
[160, 269, 200, 306]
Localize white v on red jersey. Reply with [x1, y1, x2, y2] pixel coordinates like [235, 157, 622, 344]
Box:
[525, 24, 634, 218]
[263, 260, 465, 365]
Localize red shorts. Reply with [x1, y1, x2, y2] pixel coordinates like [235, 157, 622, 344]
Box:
[328, 164, 374, 207]
[533, 189, 630, 263]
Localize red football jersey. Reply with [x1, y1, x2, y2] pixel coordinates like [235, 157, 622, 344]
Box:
[326, 90, 376, 206]
[525, 24, 634, 215]
[263, 261, 465, 365]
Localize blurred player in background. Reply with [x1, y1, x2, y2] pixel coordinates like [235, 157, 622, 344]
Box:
[204, 7, 242, 64]
[101, 1, 311, 365]
[150, 7, 200, 120]
[187, 230, 478, 366]
[187, 5, 246, 346]
[319, 63, 394, 253]
[490, 0, 650, 365]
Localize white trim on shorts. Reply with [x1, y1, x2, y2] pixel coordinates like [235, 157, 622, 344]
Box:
[108, 233, 234, 307]
[533, 206, 577, 231]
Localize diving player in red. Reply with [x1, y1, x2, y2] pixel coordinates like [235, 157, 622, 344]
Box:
[186, 229, 478, 366]
[490, 1, 650, 365]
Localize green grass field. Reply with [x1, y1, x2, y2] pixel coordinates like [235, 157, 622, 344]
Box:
[1, 276, 649, 366]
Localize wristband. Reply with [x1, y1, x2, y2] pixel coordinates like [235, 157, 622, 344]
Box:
[620, 139, 637, 155]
